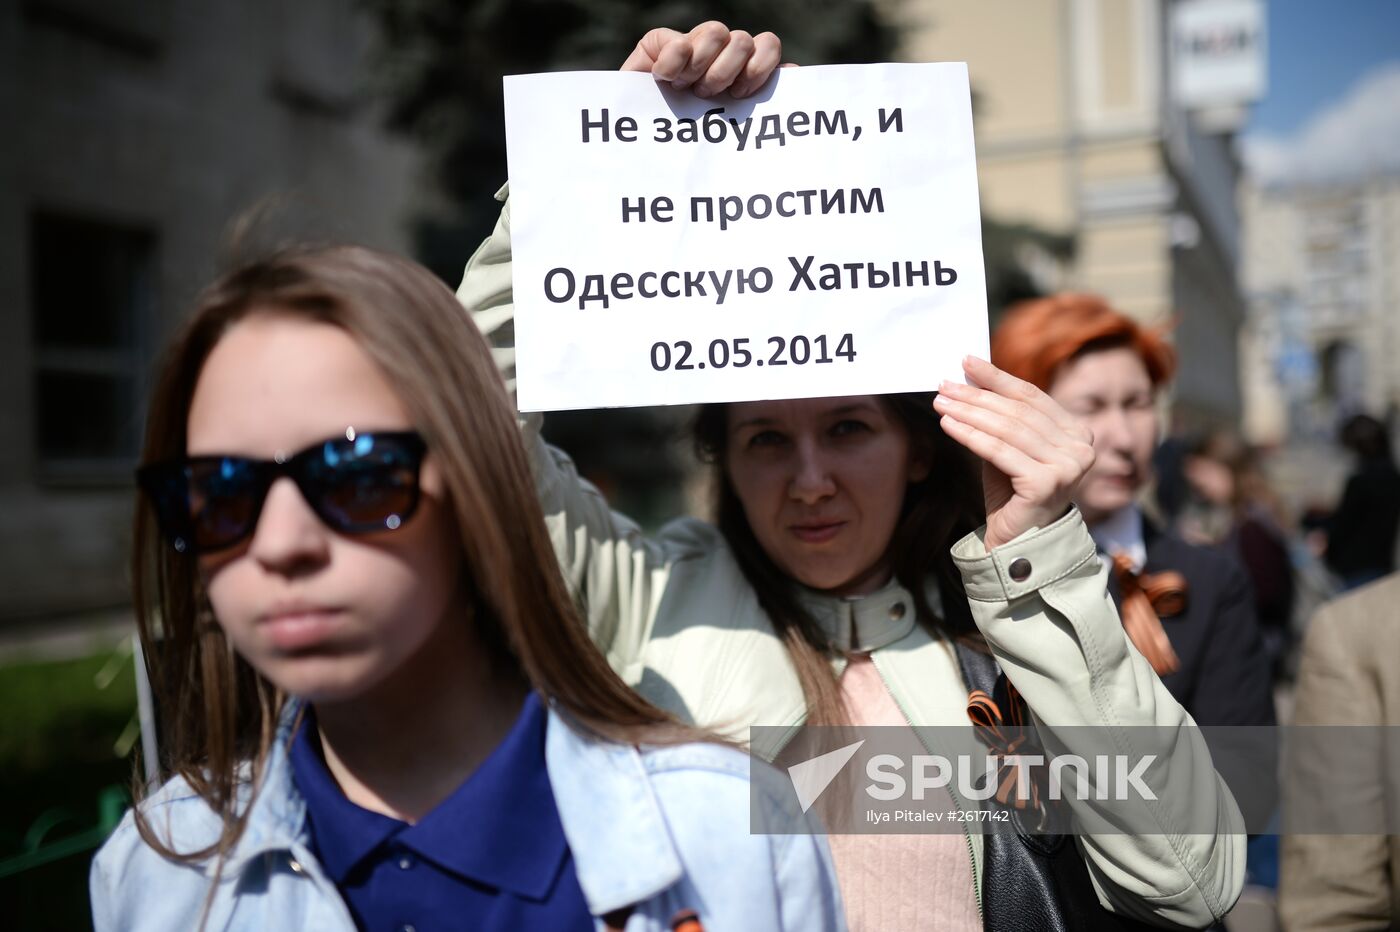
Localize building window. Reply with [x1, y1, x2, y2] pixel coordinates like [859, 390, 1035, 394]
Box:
[30, 211, 154, 480]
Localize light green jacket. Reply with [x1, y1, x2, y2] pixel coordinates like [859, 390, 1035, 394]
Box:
[456, 187, 1245, 929]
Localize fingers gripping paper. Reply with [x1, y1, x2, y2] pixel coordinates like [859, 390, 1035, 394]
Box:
[502, 63, 988, 412]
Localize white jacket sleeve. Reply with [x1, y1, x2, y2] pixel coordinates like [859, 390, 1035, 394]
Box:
[952, 508, 1247, 928]
[456, 186, 675, 670]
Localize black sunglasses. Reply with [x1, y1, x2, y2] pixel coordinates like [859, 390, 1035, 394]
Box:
[137, 430, 428, 554]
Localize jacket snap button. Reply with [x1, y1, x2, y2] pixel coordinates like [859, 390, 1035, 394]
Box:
[889, 602, 906, 620]
[1008, 558, 1032, 583]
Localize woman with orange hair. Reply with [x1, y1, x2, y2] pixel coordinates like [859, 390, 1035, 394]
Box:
[992, 293, 1274, 729]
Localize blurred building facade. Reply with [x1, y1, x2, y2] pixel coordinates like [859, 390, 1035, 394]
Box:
[0, 0, 421, 626]
[891, 0, 1259, 428]
[1240, 174, 1400, 446]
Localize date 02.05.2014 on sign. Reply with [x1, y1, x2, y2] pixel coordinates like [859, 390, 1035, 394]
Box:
[650, 334, 856, 372]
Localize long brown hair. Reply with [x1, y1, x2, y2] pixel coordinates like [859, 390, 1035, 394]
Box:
[131, 244, 689, 864]
[693, 394, 985, 724]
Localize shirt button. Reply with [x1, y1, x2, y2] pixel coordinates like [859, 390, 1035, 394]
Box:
[889, 602, 906, 620]
[398, 855, 415, 870]
[1008, 558, 1032, 583]
[287, 858, 304, 874]
[400, 925, 417, 932]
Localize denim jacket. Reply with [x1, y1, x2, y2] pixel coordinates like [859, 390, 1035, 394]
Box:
[90, 704, 845, 931]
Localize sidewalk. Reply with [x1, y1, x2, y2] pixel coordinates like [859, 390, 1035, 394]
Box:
[0, 608, 134, 666]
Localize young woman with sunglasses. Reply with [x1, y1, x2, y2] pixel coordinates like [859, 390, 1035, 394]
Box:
[89, 245, 843, 931]
[458, 23, 1247, 930]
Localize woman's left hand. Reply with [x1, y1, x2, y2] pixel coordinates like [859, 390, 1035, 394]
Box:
[933, 356, 1097, 550]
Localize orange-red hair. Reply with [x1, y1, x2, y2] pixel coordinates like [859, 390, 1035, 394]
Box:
[991, 292, 1177, 392]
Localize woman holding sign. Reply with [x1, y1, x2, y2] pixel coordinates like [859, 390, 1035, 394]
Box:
[460, 23, 1246, 930]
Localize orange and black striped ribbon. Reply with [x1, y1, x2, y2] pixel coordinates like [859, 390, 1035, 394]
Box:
[605, 907, 703, 931]
[670, 909, 704, 932]
[967, 679, 1044, 811]
[1110, 553, 1187, 676]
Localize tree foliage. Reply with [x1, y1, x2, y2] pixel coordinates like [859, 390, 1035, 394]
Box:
[362, 0, 896, 278]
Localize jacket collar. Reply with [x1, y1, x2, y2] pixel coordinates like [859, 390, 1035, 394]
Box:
[794, 575, 939, 652]
[287, 695, 568, 899]
[217, 700, 685, 918]
[215, 702, 310, 878]
[542, 709, 684, 916]
[1089, 504, 1148, 573]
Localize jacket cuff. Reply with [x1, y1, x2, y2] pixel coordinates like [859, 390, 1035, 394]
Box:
[951, 506, 1099, 602]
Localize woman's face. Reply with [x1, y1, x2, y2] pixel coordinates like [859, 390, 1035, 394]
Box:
[724, 395, 929, 596]
[187, 314, 463, 703]
[1048, 346, 1159, 524]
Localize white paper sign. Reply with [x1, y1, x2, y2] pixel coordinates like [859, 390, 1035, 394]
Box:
[503, 63, 988, 412]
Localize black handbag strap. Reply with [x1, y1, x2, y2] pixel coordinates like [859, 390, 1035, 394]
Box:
[954, 638, 996, 693]
[953, 639, 1188, 932]
[954, 640, 1071, 932]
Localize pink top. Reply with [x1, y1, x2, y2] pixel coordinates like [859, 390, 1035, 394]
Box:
[825, 654, 982, 931]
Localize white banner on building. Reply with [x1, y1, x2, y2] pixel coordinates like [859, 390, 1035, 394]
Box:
[502, 63, 988, 412]
[1171, 0, 1267, 110]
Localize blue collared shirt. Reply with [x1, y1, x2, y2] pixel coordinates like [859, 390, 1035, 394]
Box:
[290, 692, 593, 932]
